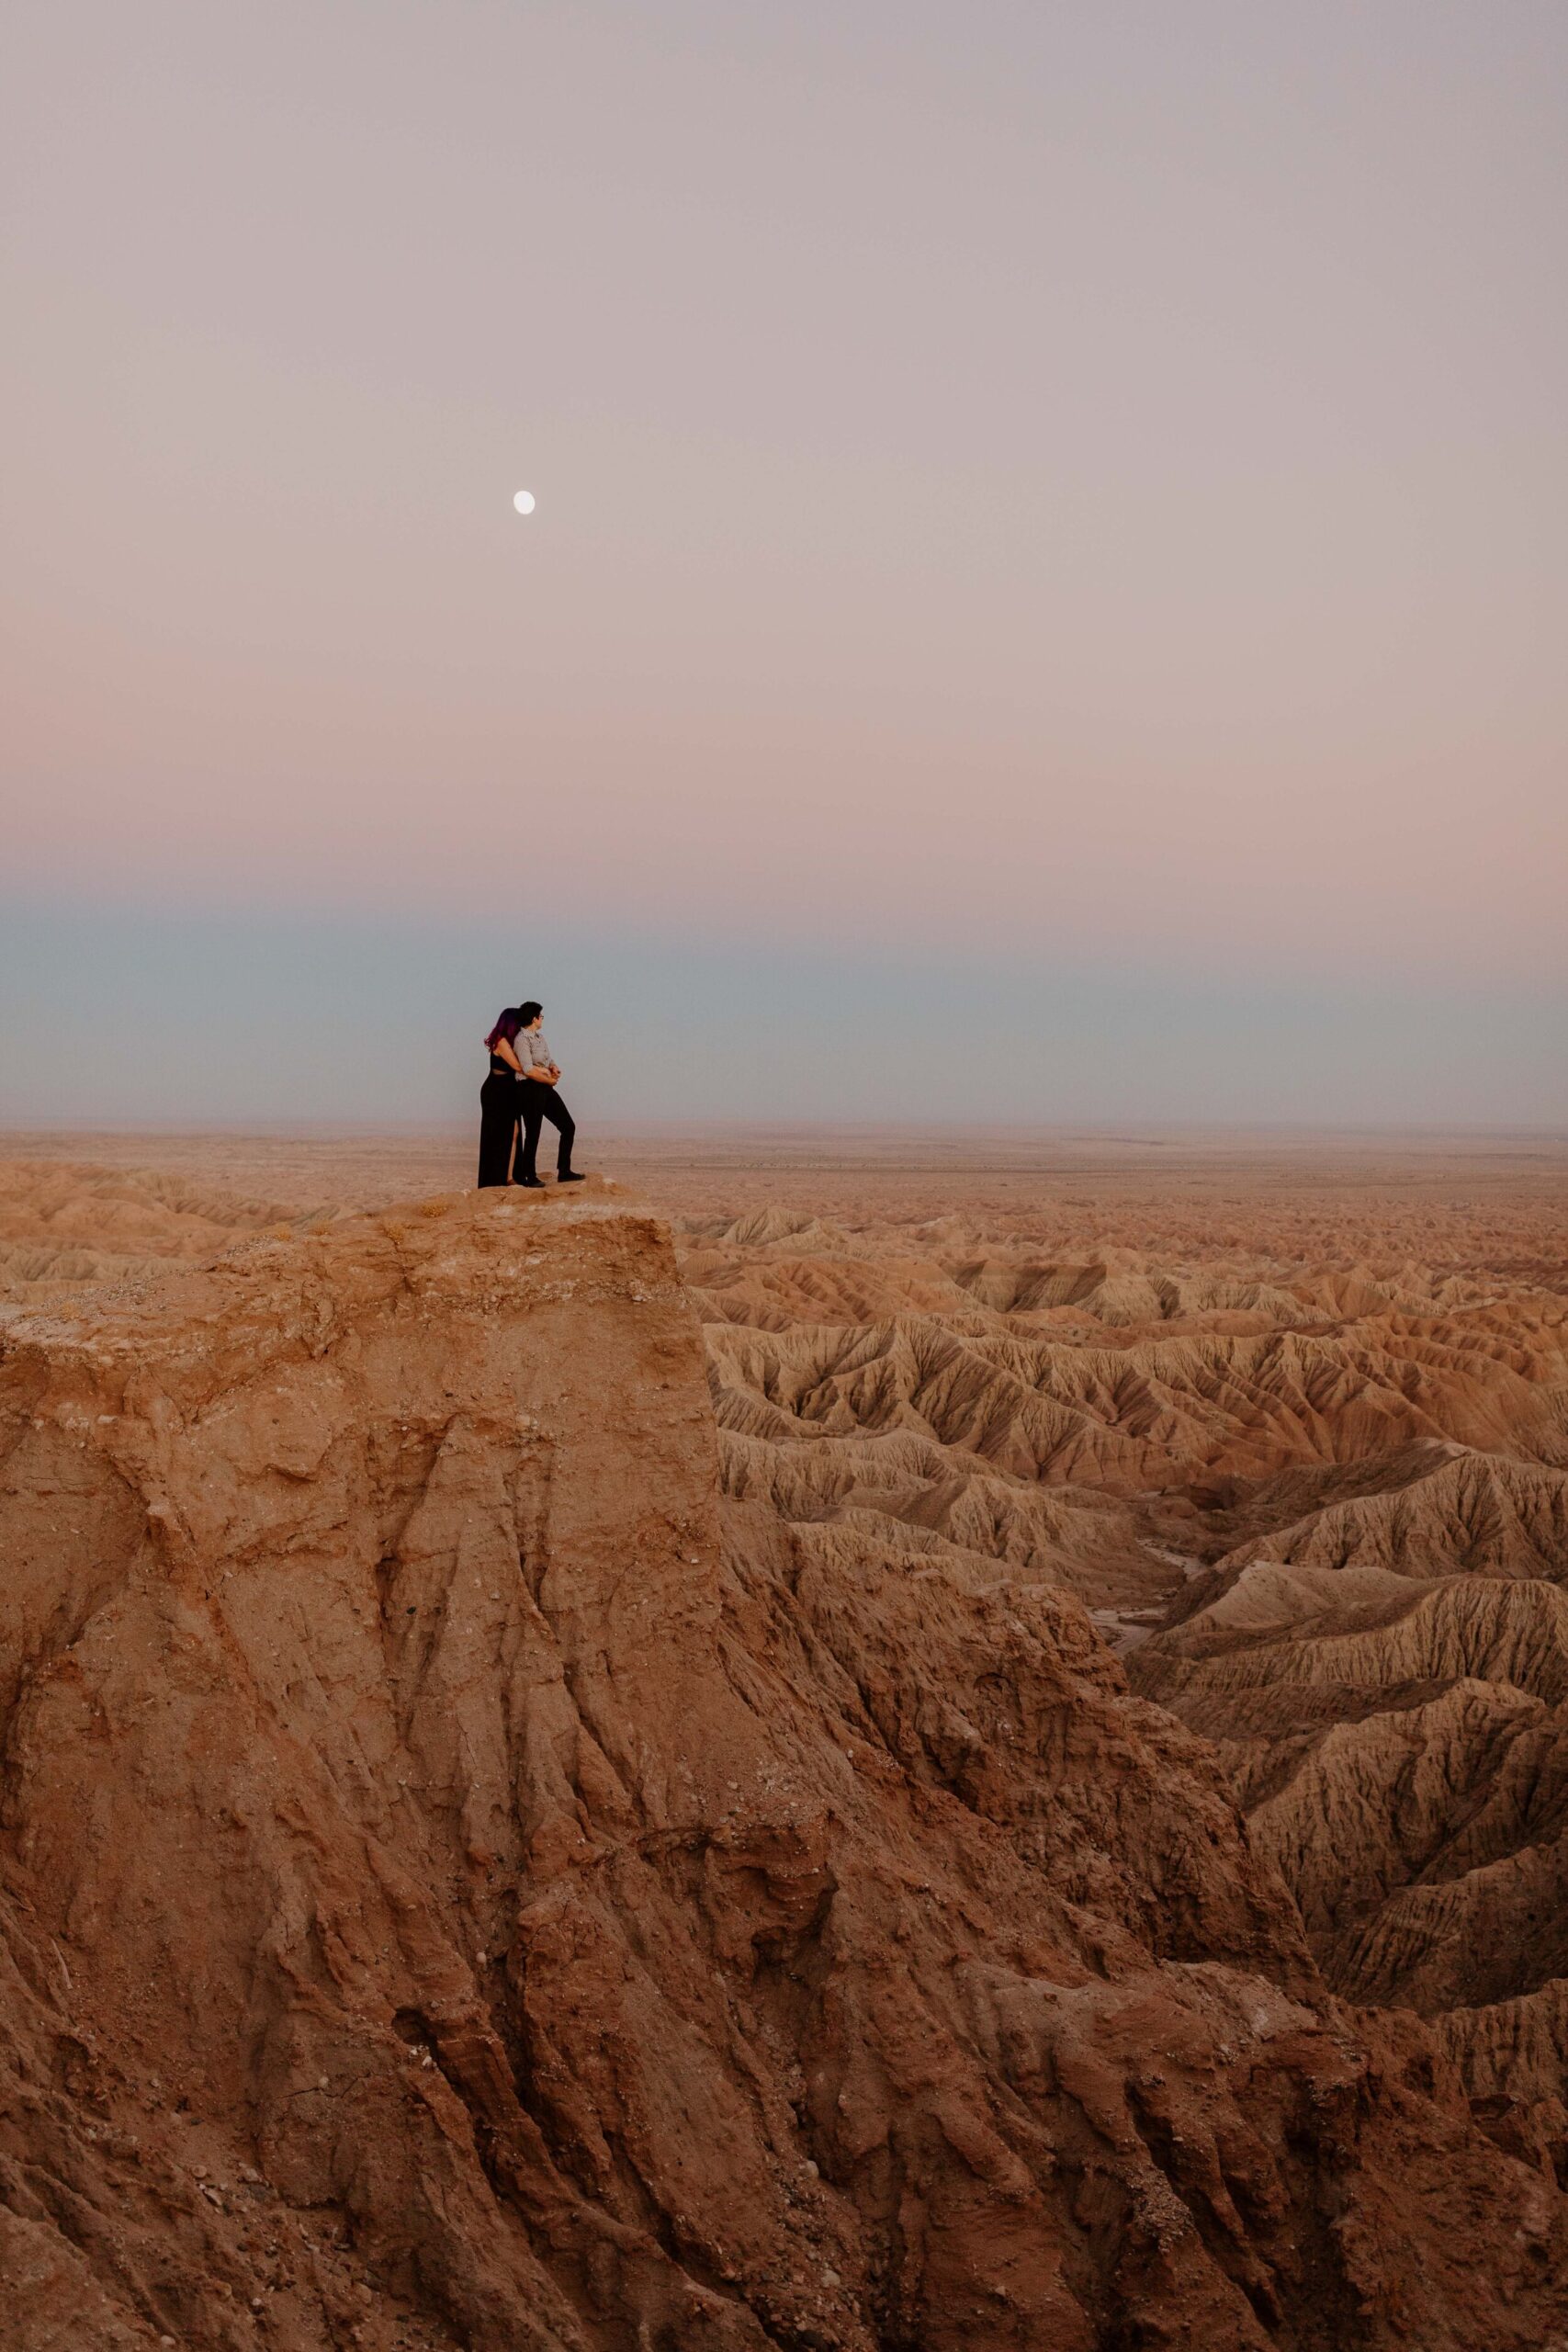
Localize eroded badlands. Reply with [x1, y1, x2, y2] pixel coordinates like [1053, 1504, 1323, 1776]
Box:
[3, 1129, 1566, 2348]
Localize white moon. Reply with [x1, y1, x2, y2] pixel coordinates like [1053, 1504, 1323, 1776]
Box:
[513, 490, 536, 514]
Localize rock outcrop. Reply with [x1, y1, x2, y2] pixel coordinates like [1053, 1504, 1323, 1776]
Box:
[6, 1181, 1567, 2347]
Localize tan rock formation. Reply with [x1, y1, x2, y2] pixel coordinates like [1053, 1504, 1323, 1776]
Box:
[6, 1176, 1567, 2346]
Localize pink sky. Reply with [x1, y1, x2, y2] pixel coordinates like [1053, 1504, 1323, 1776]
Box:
[5, 2, 1566, 1041]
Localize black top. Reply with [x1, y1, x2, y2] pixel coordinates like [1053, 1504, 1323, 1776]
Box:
[488, 1051, 515, 1077]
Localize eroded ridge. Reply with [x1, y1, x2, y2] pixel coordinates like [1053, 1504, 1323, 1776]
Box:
[677, 1186, 1568, 2189]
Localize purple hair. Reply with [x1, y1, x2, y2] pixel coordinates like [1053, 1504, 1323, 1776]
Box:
[485, 1006, 522, 1052]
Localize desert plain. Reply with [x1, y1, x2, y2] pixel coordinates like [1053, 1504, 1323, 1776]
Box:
[3, 1124, 1568, 2349]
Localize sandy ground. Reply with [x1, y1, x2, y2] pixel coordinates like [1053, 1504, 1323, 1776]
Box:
[4, 1121, 1565, 1254]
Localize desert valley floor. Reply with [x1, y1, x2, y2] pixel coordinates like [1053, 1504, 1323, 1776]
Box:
[2, 1125, 1567, 2350]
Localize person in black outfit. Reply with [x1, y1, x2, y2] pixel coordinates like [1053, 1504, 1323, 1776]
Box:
[478, 1005, 526, 1186]
[513, 1001, 584, 1186]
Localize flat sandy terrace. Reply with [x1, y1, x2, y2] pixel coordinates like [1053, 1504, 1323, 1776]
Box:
[3, 1123, 1566, 1276]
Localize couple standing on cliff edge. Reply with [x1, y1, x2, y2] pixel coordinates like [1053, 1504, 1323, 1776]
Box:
[478, 1001, 585, 1190]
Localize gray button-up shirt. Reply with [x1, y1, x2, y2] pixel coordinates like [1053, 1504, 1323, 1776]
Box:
[515, 1027, 554, 1078]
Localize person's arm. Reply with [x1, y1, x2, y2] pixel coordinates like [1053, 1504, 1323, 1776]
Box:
[493, 1035, 525, 1075]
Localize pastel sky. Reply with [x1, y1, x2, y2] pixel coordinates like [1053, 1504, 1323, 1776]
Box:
[4, 1, 1564, 1125]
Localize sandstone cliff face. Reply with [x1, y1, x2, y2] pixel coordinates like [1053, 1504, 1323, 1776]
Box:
[6, 1183, 1566, 2349]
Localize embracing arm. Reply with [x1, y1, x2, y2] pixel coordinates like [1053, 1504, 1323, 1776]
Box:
[490, 1035, 525, 1075]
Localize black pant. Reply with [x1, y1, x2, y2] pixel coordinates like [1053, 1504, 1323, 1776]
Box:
[477, 1073, 520, 1188]
[519, 1085, 576, 1179]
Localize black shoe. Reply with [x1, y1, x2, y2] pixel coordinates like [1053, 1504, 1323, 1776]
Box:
[515, 1176, 547, 1190]
[557, 1170, 586, 1184]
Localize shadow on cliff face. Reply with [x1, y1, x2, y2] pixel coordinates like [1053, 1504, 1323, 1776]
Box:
[2, 1181, 1566, 2349]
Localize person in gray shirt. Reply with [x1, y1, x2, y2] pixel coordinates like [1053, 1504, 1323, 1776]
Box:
[513, 1000, 584, 1186]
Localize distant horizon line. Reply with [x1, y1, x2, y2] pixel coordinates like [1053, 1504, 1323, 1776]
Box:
[5, 1117, 1567, 1146]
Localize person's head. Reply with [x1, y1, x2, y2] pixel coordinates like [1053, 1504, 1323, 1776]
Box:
[485, 1005, 523, 1051]
[517, 1000, 544, 1031]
